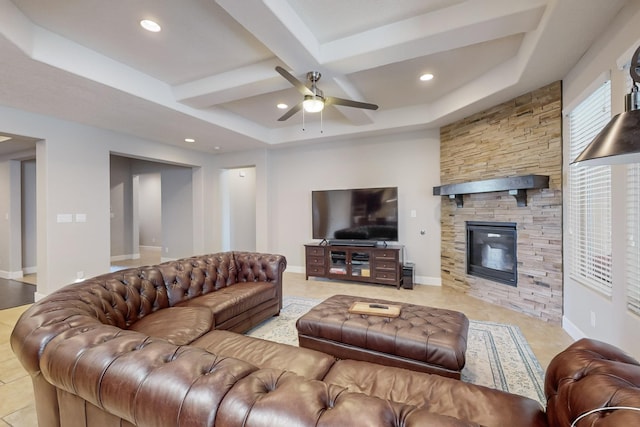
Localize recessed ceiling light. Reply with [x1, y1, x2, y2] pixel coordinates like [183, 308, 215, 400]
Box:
[184, 138, 195, 143]
[140, 19, 161, 33]
[214, 146, 221, 150]
[277, 103, 288, 109]
[420, 73, 434, 81]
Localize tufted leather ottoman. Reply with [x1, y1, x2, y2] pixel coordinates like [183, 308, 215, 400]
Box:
[296, 294, 469, 379]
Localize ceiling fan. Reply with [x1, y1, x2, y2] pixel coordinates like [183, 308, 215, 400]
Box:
[275, 66, 379, 121]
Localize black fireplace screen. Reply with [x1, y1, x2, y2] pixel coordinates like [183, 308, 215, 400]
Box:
[466, 221, 517, 286]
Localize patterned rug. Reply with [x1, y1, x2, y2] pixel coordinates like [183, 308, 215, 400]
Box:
[247, 296, 546, 404]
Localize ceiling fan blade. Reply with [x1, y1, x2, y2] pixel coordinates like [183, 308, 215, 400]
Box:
[275, 66, 313, 96]
[326, 96, 378, 110]
[278, 103, 303, 121]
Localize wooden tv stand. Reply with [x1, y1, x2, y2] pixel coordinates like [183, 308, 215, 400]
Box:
[305, 243, 404, 288]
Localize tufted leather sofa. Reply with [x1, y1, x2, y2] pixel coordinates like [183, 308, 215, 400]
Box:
[11, 252, 640, 427]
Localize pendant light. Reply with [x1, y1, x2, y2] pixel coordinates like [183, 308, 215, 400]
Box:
[572, 46, 640, 165]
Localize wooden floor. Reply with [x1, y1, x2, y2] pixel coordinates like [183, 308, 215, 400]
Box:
[0, 251, 575, 425]
[0, 279, 34, 310]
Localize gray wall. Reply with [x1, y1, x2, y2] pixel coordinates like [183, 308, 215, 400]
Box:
[160, 165, 193, 260]
[137, 172, 161, 248]
[21, 159, 36, 272]
[110, 155, 134, 258]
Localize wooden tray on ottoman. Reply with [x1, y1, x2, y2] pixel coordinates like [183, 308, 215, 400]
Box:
[348, 301, 401, 317]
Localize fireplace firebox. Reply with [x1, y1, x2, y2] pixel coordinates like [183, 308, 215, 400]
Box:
[466, 221, 517, 286]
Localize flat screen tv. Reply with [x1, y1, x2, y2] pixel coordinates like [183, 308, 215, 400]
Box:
[312, 187, 398, 244]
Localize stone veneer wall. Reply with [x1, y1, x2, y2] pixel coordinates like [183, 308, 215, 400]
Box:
[439, 81, 562, 323]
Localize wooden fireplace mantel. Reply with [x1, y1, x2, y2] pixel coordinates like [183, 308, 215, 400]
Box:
[432, 174, 549, 207]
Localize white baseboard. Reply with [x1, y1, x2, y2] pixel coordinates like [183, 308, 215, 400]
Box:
[34, 291, 47, 302]
[140, 246, 161, 252]
[22, 266, 37, 275]
[416, 275, 441, 286]
[110, 253, 140, 262]
[562, 315, 587, 341]
[287, 265, 305, 274]
[0, 269, 23, 279]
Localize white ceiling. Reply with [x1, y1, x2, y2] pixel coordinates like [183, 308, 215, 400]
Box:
[0, 0, 629, 154]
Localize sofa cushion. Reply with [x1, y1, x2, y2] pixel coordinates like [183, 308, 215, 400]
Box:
[128, 307, 213, 345]
[192, 330, 336, 380]
[176, 282, 276, 326]
[323, 359, 547, 427]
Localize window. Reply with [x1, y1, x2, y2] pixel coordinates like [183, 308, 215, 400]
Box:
[568, 80, 612, 295]
[627, 164, 640, 315]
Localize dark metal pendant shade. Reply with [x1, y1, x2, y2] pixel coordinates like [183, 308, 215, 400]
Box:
[572, 45, 640, 166]
[572, 109, 640, 166]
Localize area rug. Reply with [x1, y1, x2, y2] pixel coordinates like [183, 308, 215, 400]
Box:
[247, 296, 546, 404]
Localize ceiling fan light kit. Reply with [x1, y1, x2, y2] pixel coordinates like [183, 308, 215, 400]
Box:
[275, 66, 378, 124]
[303, 95, 324, 113]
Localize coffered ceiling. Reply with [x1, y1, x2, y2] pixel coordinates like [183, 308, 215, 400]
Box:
[0, 0, 628, 153]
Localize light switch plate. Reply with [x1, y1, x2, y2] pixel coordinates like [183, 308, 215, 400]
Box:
[57, 214, 73, 223]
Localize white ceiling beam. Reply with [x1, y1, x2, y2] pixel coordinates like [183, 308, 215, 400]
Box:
[322, 0, 546, 74]
[173, 59, 288, 107]
[216, 0, 321, 72]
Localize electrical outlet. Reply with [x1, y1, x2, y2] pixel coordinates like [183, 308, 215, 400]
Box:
[590, 310, 596, 328]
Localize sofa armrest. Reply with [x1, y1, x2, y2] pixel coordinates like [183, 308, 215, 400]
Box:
[233, 252, 287, 310]
[544, 338, 640, 427]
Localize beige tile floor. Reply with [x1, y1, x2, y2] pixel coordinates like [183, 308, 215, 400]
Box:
[0, 255, 574, 426]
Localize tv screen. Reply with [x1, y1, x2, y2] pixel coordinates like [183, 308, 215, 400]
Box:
[312, 187, 398, 243]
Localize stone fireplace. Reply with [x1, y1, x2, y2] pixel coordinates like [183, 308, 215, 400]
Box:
[438, 81, 563, 323]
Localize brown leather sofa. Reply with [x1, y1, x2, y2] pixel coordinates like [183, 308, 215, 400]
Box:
[11, 252, 640, 427]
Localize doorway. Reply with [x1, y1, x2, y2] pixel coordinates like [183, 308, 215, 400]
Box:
[110, 155, 193, 270]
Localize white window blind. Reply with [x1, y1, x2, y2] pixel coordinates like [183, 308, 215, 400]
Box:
[627, 164, 640, 315]
[568, 80, 612, 295]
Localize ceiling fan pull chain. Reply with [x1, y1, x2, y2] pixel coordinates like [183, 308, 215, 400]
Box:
[302, 107, 306, 131]
[320, 109, 323, 133]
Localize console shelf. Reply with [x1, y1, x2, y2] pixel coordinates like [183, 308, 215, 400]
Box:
[305, 244, 404, 288]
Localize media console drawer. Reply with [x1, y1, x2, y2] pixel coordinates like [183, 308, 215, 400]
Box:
[374, 249, 398, 260]
[306, 246, 325, 257]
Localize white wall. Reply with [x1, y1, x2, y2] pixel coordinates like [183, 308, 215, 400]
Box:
[225, 166, 257, 252]
[562, 0, 640, 358]
[266, 130, 442, 284]
[0, 104, 217, 296]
